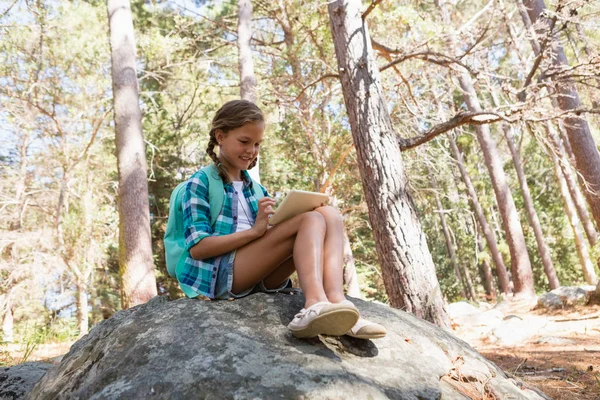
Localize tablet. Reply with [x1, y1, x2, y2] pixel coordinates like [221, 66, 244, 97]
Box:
[268, 190, 330, 225]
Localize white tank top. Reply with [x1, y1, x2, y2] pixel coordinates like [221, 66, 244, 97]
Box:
[232, 181, 254, 232]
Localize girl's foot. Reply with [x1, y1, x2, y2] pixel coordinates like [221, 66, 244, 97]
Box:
[335, 300, 387, 339]
[346, 317, 387, 339]
[287, 301, 359, 338]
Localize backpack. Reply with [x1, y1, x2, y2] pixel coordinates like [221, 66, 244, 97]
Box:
[164, 164, 265, 278]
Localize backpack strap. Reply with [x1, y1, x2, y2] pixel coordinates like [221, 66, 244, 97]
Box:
[201, 164, 225, 227]
[201, 164, 265, 227]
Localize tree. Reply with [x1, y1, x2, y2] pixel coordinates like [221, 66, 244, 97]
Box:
[426, 163, 470, 300]
[457, 74, 535, 298]
[107, 0, 157, 308]
[448, 136, 511, 295]
[503, 123, 559, 289]
[328, 0, 449, 327]
[237, 0, 260, 182]
[520, 0, 600, 230]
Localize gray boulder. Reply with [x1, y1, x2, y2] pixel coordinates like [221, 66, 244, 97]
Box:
[28, 294, 549, 399]
[0, 362, 53, 400]
[536, 286, 595, 309]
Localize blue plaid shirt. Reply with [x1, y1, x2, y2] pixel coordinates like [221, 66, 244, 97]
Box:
[177, 168, 268, 299]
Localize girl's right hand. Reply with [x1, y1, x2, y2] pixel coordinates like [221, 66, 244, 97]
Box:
[251, 197, 276, 238]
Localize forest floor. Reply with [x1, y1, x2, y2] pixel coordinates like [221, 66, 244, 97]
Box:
[453, 302, 600, 400]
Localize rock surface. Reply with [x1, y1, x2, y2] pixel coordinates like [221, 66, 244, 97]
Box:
[536, 286, 595, 309]
[28, 294, 549, 399]
[0, 362, 53, 400]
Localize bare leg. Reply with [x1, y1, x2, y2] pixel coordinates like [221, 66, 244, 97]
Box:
[262, 256, 295, 290]
[232, 211, 329, 308]
[314, 206, 347, 303]
[260, 206, 348, 301]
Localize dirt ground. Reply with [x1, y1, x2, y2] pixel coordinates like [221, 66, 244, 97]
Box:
[459, 304, 600, 400]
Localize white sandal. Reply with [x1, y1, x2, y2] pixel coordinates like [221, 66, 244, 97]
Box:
[287, 301, 359, 338]
[346, 317, 387, 339]
[336, 300, 387, 339]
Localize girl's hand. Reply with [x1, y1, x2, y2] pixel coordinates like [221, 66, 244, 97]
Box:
[251, 197, 276, 238]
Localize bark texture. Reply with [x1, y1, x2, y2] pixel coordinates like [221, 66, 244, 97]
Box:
[107, 0, 157, 309]
[458, 75, 535, 298]
[521, 0, 600, 231]
[328, 0, 449, 327]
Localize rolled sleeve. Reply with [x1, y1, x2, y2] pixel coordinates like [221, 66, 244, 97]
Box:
[183, 172, 213, 250]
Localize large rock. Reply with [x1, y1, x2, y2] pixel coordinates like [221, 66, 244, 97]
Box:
[0, 362, 53, 400]
[536, 286, 596, 309]
[28, 294, 549, 399]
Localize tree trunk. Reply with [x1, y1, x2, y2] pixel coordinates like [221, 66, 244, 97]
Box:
[237, 0, 260, 183]
[550, 135, 597, 284]
[477, 229, 497, 301]
[574, 24, 600, 110]
[2, 304, 13, 343]
[328, 0, 449, 327]
[427, 165, 468, 299]
[460, 254, 477, 301]
[504, 124, 559, 289]
[11, 131, 31, 230]
[237, 0, 257, 104]
[457, 74, 535, 298]
[521, 0, 600, 231]
[555, 123, 599, 247]
[342, 230, 361, 298]
[448, 136, 511, 295]
[107, 0, 157, 309]
[76, 281, 89, 337]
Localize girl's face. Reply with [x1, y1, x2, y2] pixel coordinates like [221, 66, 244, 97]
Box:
[216, 121, 264, 179]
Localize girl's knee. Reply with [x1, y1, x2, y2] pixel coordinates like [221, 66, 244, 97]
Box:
[301, 211, 327, 232]
[316, 206, 343, 224]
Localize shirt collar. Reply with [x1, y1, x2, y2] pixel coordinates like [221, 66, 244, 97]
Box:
[225, 170, 253, 188]
[241, 170, 253, 188]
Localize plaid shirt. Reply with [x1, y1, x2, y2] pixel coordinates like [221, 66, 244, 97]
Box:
[177, 168, 268, 299]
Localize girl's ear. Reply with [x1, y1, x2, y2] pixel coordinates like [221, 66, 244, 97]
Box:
[215, 130, 225, 144]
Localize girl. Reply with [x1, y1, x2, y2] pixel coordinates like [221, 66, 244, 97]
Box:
[178, 100, 386, 340]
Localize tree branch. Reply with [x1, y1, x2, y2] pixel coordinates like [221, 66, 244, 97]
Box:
[292, 73, 339, 103]
[398, 111, 506, 151]
[362, 0, 384, 20]
[518, 3, 562, 100]
[374, 43, 476, 75]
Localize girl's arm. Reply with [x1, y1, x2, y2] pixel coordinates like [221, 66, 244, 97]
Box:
[189, 197, 276, 260]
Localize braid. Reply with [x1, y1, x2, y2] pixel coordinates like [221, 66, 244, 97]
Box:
[248, 158, 258, 171]
[206, 130, 219, 163]
[206, 129, 231, 184]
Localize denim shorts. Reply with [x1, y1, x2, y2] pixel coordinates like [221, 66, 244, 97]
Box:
[213, 250, 291, 300]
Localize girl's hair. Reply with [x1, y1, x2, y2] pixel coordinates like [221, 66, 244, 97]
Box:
[207, 100, 264, 183]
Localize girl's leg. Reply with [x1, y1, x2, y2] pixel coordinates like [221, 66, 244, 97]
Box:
[261, 256, 295, 289]
[232, 211, 329, 308]
[260, 206, 346, 301]
[314, 206, 346, 303]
